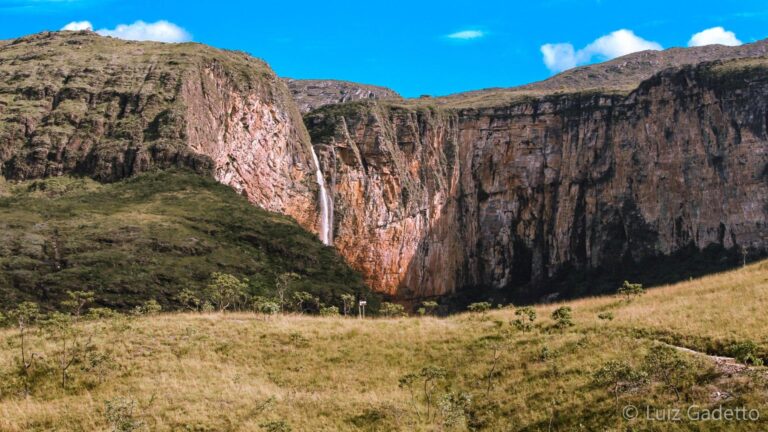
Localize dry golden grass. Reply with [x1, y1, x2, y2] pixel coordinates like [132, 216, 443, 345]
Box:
[1, 261, 767, 431]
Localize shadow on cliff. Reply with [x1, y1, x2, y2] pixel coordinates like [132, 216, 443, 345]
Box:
[444, 244, 763, 310]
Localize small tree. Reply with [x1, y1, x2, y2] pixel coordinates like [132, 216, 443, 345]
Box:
[7, 302, 40, 395]
[291, 291, 317, 314]
[643, 345, 691, 400]
[176, 289, 202, 312]
[512, 306, 537, 332]
[206, 272, 248, 312]
[617, 280, 645, 301]
[275, 272, 301, 313]
[62, 290, 94, 317]
[592, 360, 647, 408]
[43, 311, 92, 389]
[551, 307, 574, 329]
[340, 294, 356, 316]
[467, 302, 492, 315]
[399, 366, 448, 422]
[421, 301, 439, 316]
[380, 302, 405, 318]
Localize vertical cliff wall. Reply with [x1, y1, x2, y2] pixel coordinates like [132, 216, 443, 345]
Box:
[306, 60, 768, 299]
[0, 31, 324, 235]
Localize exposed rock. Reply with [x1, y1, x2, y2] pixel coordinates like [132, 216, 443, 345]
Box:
[284, 78, 402, 113]
[0, 31, 324, 236]
[306, 58, 768, 299]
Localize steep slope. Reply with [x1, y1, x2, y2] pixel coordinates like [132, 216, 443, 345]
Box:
[0, 31, 326, 236]
[306, 55, 768, 299]
[284, 78, 402, 113]
[0, 170, 369, 310]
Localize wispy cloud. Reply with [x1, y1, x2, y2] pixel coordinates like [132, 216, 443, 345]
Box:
[446, 30, 485, 40]
[541, 29, 662, 73]
[0, 0, 97, 11]
[688, 27, 742, 47]
[61, 20, 192, 43]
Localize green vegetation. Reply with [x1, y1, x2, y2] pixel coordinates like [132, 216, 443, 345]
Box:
[0, 261, 767, 430]
[0, 170, 375, 312]
[617, 280, 645, 301]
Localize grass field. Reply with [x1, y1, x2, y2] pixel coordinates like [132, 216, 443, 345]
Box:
[0, 261, 767, 431]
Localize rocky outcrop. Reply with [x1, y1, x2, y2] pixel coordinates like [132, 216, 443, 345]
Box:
[306, 58, 768, 299]
[284, 78, 401, 113]
[0, 31, 324, 234]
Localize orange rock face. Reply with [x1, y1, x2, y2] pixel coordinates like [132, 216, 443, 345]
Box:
[306, 64, 768, 299]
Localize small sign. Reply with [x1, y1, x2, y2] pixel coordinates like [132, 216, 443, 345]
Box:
[359, 301, 367, 306]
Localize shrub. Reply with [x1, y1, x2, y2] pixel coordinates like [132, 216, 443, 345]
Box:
[537, 346, 552, 362]
[592, 360, 647, 407]
[597, 312, 614, 321]
[551, 307, 574, 329]
[252, 297, 280, 315]
[142, 300, 162, 316]
[260, 420, 291, 432]
[643, 345, 691, 400]
[467, 302, 492, 314]
[380, 302, 405, 318]
[87, 308, 119, 320]
[104, 397, 144, 432]
[176, 289, 202, 311]
[438, 392, 472, 428]
[512, 306, 537, 331]
[421, 301, 439, 315]
[320, 306, 340, 317]
[617, 280, 645, 301]
[728, 341, 764, 366]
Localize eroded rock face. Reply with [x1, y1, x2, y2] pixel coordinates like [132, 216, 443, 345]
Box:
[284, 78, 402, 113]
[306, 62, 768, 298]
[0, 31, 323, 234]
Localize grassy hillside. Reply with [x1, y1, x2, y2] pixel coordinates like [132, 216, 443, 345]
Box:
[0, 170, 371, 311]
[1, 261, 766, 431]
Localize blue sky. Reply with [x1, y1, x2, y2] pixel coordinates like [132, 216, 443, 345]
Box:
[1, 0, 767, 97]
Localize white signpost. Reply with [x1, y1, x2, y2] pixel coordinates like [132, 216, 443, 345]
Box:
[358, 300, 367, 319]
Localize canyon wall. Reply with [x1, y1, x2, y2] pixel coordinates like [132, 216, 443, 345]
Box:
[0, 31, 324, 233]
[306, 61, 768, 298]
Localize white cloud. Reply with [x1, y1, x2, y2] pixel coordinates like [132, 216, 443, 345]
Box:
[541, 43, 578, 73]
[541, 29, 662, 73]
[61, 20, 93, 31]
[446, 30, 485, 40]
[61, 20, 191, 43]
[688, 27, 742, 47]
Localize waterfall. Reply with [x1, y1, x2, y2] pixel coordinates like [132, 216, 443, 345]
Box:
[309, 145, 333, 245]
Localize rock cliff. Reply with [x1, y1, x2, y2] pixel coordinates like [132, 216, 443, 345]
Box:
[2, 31, 767, 302]
[0, 31, 325, 235]
[306, 56, 768, 299]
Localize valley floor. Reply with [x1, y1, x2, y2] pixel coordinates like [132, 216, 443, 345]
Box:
[1, 261, 768, 431]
